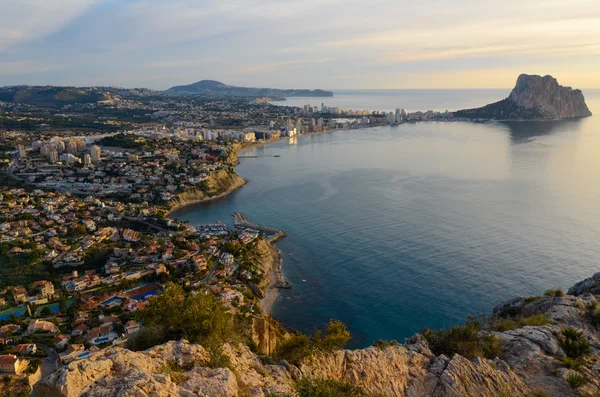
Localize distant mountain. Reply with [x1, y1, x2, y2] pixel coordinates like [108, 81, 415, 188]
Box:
[165, 80, 334, 97]
[0, 86, 160, 107]
[454, 74, 592, 120]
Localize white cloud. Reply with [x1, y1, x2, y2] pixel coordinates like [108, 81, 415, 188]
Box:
[0, 0, 99, 51]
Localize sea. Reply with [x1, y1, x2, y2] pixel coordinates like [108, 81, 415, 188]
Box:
[171, 88, 600, 348]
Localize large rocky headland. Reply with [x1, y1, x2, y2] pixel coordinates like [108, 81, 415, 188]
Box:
[33, 272, 600, 397]
[455, 74, 592, 120]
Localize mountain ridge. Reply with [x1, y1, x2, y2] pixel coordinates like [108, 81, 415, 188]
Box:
[165, 79, 334, 97]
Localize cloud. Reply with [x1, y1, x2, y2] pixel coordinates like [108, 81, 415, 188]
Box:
[0, 61, 61, 75]
[0, 0, 99, 51]
[236, 58, 338, 74]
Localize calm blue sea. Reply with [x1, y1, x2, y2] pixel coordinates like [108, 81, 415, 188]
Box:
[172, 89, 600, 348]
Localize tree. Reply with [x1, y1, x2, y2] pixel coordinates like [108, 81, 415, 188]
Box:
[314, 320, 351, 352]
[136, 284, 233, 345]
[40, 307, 52, 317]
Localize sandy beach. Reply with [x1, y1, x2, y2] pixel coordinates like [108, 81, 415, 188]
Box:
[259, 242, 285, 315]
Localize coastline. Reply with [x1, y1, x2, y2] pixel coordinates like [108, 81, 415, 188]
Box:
[165, 177, 247, 218]
[260, 241, 285, 315]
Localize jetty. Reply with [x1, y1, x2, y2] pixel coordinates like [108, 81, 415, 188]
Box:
[232, 212, 286, 242]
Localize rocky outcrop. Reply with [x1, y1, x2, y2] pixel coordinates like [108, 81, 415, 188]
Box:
[455, 74, 592, 120]
[167, 169, 246, 212]
[34, 274, 600, 397]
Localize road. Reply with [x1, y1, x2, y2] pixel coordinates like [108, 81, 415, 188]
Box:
[39, 344, 62, 379]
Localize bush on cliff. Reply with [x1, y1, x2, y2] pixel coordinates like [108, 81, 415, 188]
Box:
[274, 320, 351, 365]
[422, 319, 503, 359]
[559, 328, 591, 358]
[492, 313, 552, 332]
[135, 284, 234, 346]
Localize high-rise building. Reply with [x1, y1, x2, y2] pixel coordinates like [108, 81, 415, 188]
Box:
[66, 140, 78, 154]
[16, 144, 26, 158]
[90, 145, 101, 162]
[59, 153, 80, 163]
[83, 154, 92, 167]
[49, 150, 58, 163]
[395, 108, 401, 123]
[76, 139, 86, 152]
[296, 119, 303, 133]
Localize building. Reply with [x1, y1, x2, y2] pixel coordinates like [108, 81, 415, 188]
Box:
[128, 153, 139, 162]
[83, 154, 92, 167]
[27, 320, 58, 334]
[125, 321, 141, 335]
[90, 145, 101, 162]
[17, 144, 26, 158]
[243, 132, 256, 142]
[0, 354, 23, 374]
[49, 150, 59, 163]
[59, 153, 80, 164]
[12, 286, 27, 304]
[31, 280, 55, 298]
[12, 343, 36, 355]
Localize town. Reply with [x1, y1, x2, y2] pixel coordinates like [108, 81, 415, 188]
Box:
[0, 88, 463, 395]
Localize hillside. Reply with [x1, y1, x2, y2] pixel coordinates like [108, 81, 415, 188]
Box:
[0, 86, 161, 107]
[166, 80, 334, 97]
[33, 272, 600, 396]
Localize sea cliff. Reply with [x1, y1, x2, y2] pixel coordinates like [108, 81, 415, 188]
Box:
[33, 272, 600, 396]
[167, 169, 247, 214]
[167, 143, 246, 214]
[455, 74, 592, 120]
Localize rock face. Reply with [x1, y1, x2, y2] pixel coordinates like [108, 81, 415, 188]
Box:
[34, 274, 600, 397]
[509, 74, 592, 119]
[455, 74, 592, 120]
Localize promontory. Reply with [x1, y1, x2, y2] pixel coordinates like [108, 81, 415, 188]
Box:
[455, 74, 592, 120]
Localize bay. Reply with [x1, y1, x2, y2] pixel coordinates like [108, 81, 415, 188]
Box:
[172, 89, 600, 348]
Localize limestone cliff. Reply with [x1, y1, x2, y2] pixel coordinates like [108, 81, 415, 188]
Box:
[33, 273, 600, 397]
[168, 169, 246, 211]
[455, 74, 592, 120]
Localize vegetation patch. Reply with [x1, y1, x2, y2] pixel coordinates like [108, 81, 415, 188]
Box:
[566, 371, 587, 388]
[559, 328, 591, 358]
[422, 319, 504, 359]
[492, 313, 552, 332]
[274, 320, 350, 365]
[157, 361, 191, 384]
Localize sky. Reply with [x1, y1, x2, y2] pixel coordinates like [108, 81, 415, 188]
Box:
[1, 0, 599, 90]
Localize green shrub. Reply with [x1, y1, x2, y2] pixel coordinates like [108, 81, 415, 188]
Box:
[314, 320, 351, 352]
[557, 356, 584, 370]
[482, 334, 504, 359]
[274, 320, 351, 365]
[492, 313, 551, 332]
[137, 284, 233, 345]
[544, 289, 564, 298]
[274, 333, 313, 365]
[157, 361, 190, 384]
[560, 328, 591, 358]
[422, 320, 503, 359]
[295, 378, 370, 397]
[566, 372, 587, 388]
[372, 339, 399, 350]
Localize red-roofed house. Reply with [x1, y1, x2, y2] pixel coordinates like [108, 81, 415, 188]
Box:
[12, 343, 36, 355]
[0, 354, 23, 374]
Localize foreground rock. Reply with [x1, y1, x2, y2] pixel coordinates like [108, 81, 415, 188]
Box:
[455, 74, 592, 120]
[34, 273, 600, 396]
